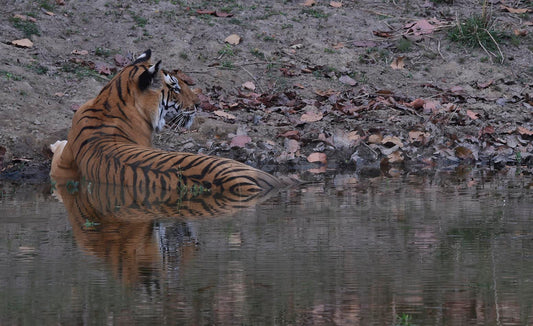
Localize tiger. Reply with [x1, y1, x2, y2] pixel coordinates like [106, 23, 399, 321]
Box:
[50, 49, 282, 195]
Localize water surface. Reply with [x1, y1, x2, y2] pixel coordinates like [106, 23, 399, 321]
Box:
[1, 171, 532, 325]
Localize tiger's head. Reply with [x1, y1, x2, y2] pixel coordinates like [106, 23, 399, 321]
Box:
[101, 49, 198, 134]
[158, 69, 200, 132]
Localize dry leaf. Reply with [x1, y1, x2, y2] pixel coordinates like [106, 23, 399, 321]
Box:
[332, 42, 344, 49]
[286, 139, 300, 154]
[409, 98, 425, 109]
[242, 81, 256, 91]
[230, 135, 251, 148]
[368, 134, 383, 144]
[408, 131, 429, 144]
[300, 111, 323, 123]
[44, 11, 55, 16]
[225, 34, 241, 45]
[213, 110, 236, 120]
[387, 151, 404, 163]
[500, 5, 531, 13]
[404, 19, 438, 36]
[517, 126, 533, 136]
[330, 1, 343, 7]
[308, 166, 327, 174]
[302, 0, 316, 6]
[466, 110, 479, 120]
[513, 29, 527, 36]
[293, 83, 305, 89]
[196, 9, 216, 15]
[314, 89, 339, 97]
[11, 38, 33, 48]
[215, 11, 233, 17]
[373, 31, 394, 38]
[455, 146, 473, 159]
[381, 135, 403, 148]
[71, 49, 88, 55]
[390, 56, 405, 70]
[307, 152, 327, 164]
[114, 54, 131, 67]
[278, 130, 300, 140]
[477, 79, 493, 89]
[338, 75, 357, 86]
[56, 0, 65, 5]
[13, 14, 37, 22]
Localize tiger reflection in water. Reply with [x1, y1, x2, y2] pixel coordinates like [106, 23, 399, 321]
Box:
[54, 180, 273, 285]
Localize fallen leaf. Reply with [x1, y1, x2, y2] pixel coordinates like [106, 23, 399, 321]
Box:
[513, 29, 527, 36]
[54, 92, 65, 97]
[500, 5, 531, 13]
[95, 62, 115, 75]
[408, 131, 429, 144]
[330, 1, 343, 7]
[314, 89, 339, 97]
[455, 146, 473, 159]
[213, 110, 236, 120]
[390, 56, 405, 70]
[404, 19, 437, 36]
[381, 135, 403, 148]
[307, 152, 327, 164]
[56, 0, 65, 5]
[11, 39, 33, 48]
[230, 135, 251, 148]
[373, 31, 394, 38]
[387, 150, 404, 163]
[114, 54, 131, 67]
[308, 166, 327, 174]
[409, 98, 425, 109]
[225, 34, 241, 45]
[479, 125, 495, 136]
[293, 83, 305, 89]
[517, 126, 533, 136]
[338, 75, 357, 86]
[13, 14, 37, 22]
[477, 79, 493, 89]
[466, 110, 479, 120]
[286, 139, 300, 154]
[44, 11, 55, 16]
[332, 42, 344, 49]
[302, 0, 316, 6]
[196, 9, 216, 15]
[278, 130, 300, 140]
[368, 134, 383, 144]
[300, 111, 323, 122]
[242, 81, 256, 91]
[215, 11, 233, 17]
[71, 49, 88, 55]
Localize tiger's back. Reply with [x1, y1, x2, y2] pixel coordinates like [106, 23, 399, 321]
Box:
[51, 50, 282, 195]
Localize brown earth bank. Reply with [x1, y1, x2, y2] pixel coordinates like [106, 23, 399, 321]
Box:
[0, 0, 532, 184]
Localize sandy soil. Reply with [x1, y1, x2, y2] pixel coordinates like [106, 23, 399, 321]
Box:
[0, 0, 532, 183]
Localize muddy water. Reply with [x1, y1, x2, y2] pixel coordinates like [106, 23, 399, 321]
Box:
[1, 171, 532, 325]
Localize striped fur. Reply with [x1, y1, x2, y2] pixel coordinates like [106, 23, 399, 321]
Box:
[50, 49, 281, 195]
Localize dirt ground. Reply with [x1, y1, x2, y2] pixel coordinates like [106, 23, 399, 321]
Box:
[0, 0, 532, 184]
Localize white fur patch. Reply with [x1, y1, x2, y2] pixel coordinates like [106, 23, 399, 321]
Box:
[50, 140, 67, 155]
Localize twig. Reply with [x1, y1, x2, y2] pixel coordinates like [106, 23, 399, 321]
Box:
[437, 39, 446, 61]
[241, 65, 264, 93]
[477, 36, 495, 63]
[483, 28, 504, 64]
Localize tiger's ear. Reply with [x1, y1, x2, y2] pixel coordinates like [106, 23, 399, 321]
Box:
[133, 49, 151, 64]
[138, 60, 161, 91]
[162, 69, 181, 93]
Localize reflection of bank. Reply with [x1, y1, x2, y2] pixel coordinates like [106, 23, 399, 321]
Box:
[54, 181, 274, 285]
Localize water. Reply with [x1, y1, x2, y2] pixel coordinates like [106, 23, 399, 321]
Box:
[1, 171, 532, 325]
